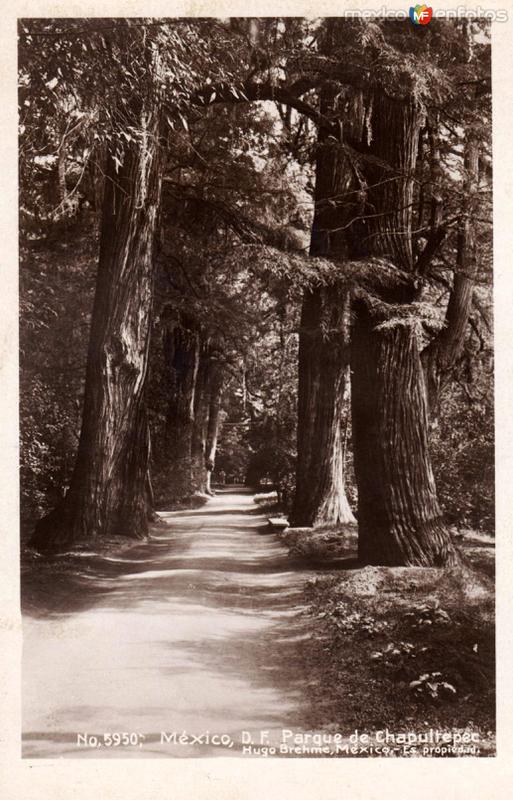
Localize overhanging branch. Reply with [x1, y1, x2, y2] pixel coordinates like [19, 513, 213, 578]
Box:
[190, 80, 338, 135]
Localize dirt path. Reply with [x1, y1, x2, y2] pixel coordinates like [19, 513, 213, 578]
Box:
[22, 489, 319, 758]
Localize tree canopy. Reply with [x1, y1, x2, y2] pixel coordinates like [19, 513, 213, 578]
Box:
[19, 16, 493, 561]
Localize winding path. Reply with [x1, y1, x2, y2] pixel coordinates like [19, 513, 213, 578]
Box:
[22, 488, 319, 758]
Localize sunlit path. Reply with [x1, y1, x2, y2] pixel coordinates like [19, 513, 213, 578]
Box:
[22, 488, 318, 758]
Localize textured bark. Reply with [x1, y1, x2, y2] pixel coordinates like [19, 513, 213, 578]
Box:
[290, 64, 359, 528]
[348, 92, 459, 566]
[162, 321, 200, 501]
[356, 91, 424, 274]
[290, 285, 355, 527]
[31, 99, 163, 552]
[351, 307, 459, 566]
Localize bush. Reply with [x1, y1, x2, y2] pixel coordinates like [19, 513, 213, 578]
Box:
[431, 379, 494, 533]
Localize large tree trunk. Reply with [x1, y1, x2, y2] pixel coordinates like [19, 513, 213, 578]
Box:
[162, 320, 200, 501]
[290, 285, 355, 527]
[356, 91, 423, 272]
[351, 306, 459, 566]
[290, 70, 360, 527]
[349, 92, 459, 566]
[31, 101, 163, 552]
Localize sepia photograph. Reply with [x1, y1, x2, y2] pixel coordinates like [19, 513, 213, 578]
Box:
[16, 11, 496, 762]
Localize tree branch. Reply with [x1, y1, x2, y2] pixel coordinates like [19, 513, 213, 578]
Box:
[414, 226, 448, 276]
[190, 80, 338, 135]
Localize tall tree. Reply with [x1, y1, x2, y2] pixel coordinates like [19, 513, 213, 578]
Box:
[346, 85, 459, 565]
[290, 75, 359, 527]
[31, 82, 164, 551]
[24, 19, 221, 550]
[161, 312, 200, 502]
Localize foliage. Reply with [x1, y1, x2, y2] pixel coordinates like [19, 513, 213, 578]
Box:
[431, 353, 494, 532]
[19, 231, 96, 520]
[409, 672, 457, 700]
[18, 17, 493, 537]
[303, 566, 494, 733]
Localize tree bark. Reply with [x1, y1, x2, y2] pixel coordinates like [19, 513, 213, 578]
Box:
[162, 320, 200, 501]
[349, 92, 459, 566]
[31, 99, 163, 552]
[356, 90, 424, 273]
[290, 285, 355, 527]
[290, 68, 360, 528]
[351, 306, 459, 566]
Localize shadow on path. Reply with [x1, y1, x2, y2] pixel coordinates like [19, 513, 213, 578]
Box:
[22, 488, 325, 758]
